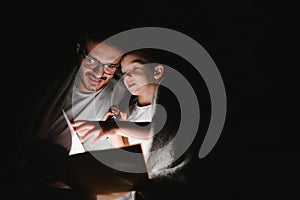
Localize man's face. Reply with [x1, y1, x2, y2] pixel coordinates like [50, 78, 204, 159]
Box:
[76, 41, 122, 93]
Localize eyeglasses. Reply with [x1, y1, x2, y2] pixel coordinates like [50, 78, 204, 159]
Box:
[83, 55, 119, 75]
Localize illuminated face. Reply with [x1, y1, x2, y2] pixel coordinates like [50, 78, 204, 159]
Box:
[121, 54, 156, 96]
[76, 41, 122, 93]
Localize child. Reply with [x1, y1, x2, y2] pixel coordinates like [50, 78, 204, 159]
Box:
[102, 48, 165, 154]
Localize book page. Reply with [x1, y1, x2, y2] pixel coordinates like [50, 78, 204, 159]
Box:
[62, 109, 85, 155]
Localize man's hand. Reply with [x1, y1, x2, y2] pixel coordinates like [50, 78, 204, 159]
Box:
[71, 120, 117, 146]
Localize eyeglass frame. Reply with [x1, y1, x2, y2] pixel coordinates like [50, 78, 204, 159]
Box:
[82, 54, 119, 75]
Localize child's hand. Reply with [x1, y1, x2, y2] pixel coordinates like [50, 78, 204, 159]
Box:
[102, 105, 127, 121]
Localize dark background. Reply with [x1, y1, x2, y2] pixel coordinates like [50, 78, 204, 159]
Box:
[3, 1, 297, 199]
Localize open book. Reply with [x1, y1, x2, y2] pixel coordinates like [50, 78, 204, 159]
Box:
[62, 110, 149, 194]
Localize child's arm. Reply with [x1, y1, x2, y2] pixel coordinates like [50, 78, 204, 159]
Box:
[103, 105, 129, 147]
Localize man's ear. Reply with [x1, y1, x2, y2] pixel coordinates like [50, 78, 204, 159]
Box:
[154, 65, 164, 80]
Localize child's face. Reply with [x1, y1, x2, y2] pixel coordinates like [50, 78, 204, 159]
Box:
[120, 54, 155, 95]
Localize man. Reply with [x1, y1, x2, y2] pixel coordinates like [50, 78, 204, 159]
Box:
[36, 30, 128, 153]
[7, 30, 137, 200]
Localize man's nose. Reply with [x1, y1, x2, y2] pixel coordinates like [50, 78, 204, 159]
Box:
[93, 65, 105, 75]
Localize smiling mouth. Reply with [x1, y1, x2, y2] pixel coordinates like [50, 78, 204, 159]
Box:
[89, 75, 107, 83]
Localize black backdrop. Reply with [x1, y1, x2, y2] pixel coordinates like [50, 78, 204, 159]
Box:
[2, 1, 297, 199]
